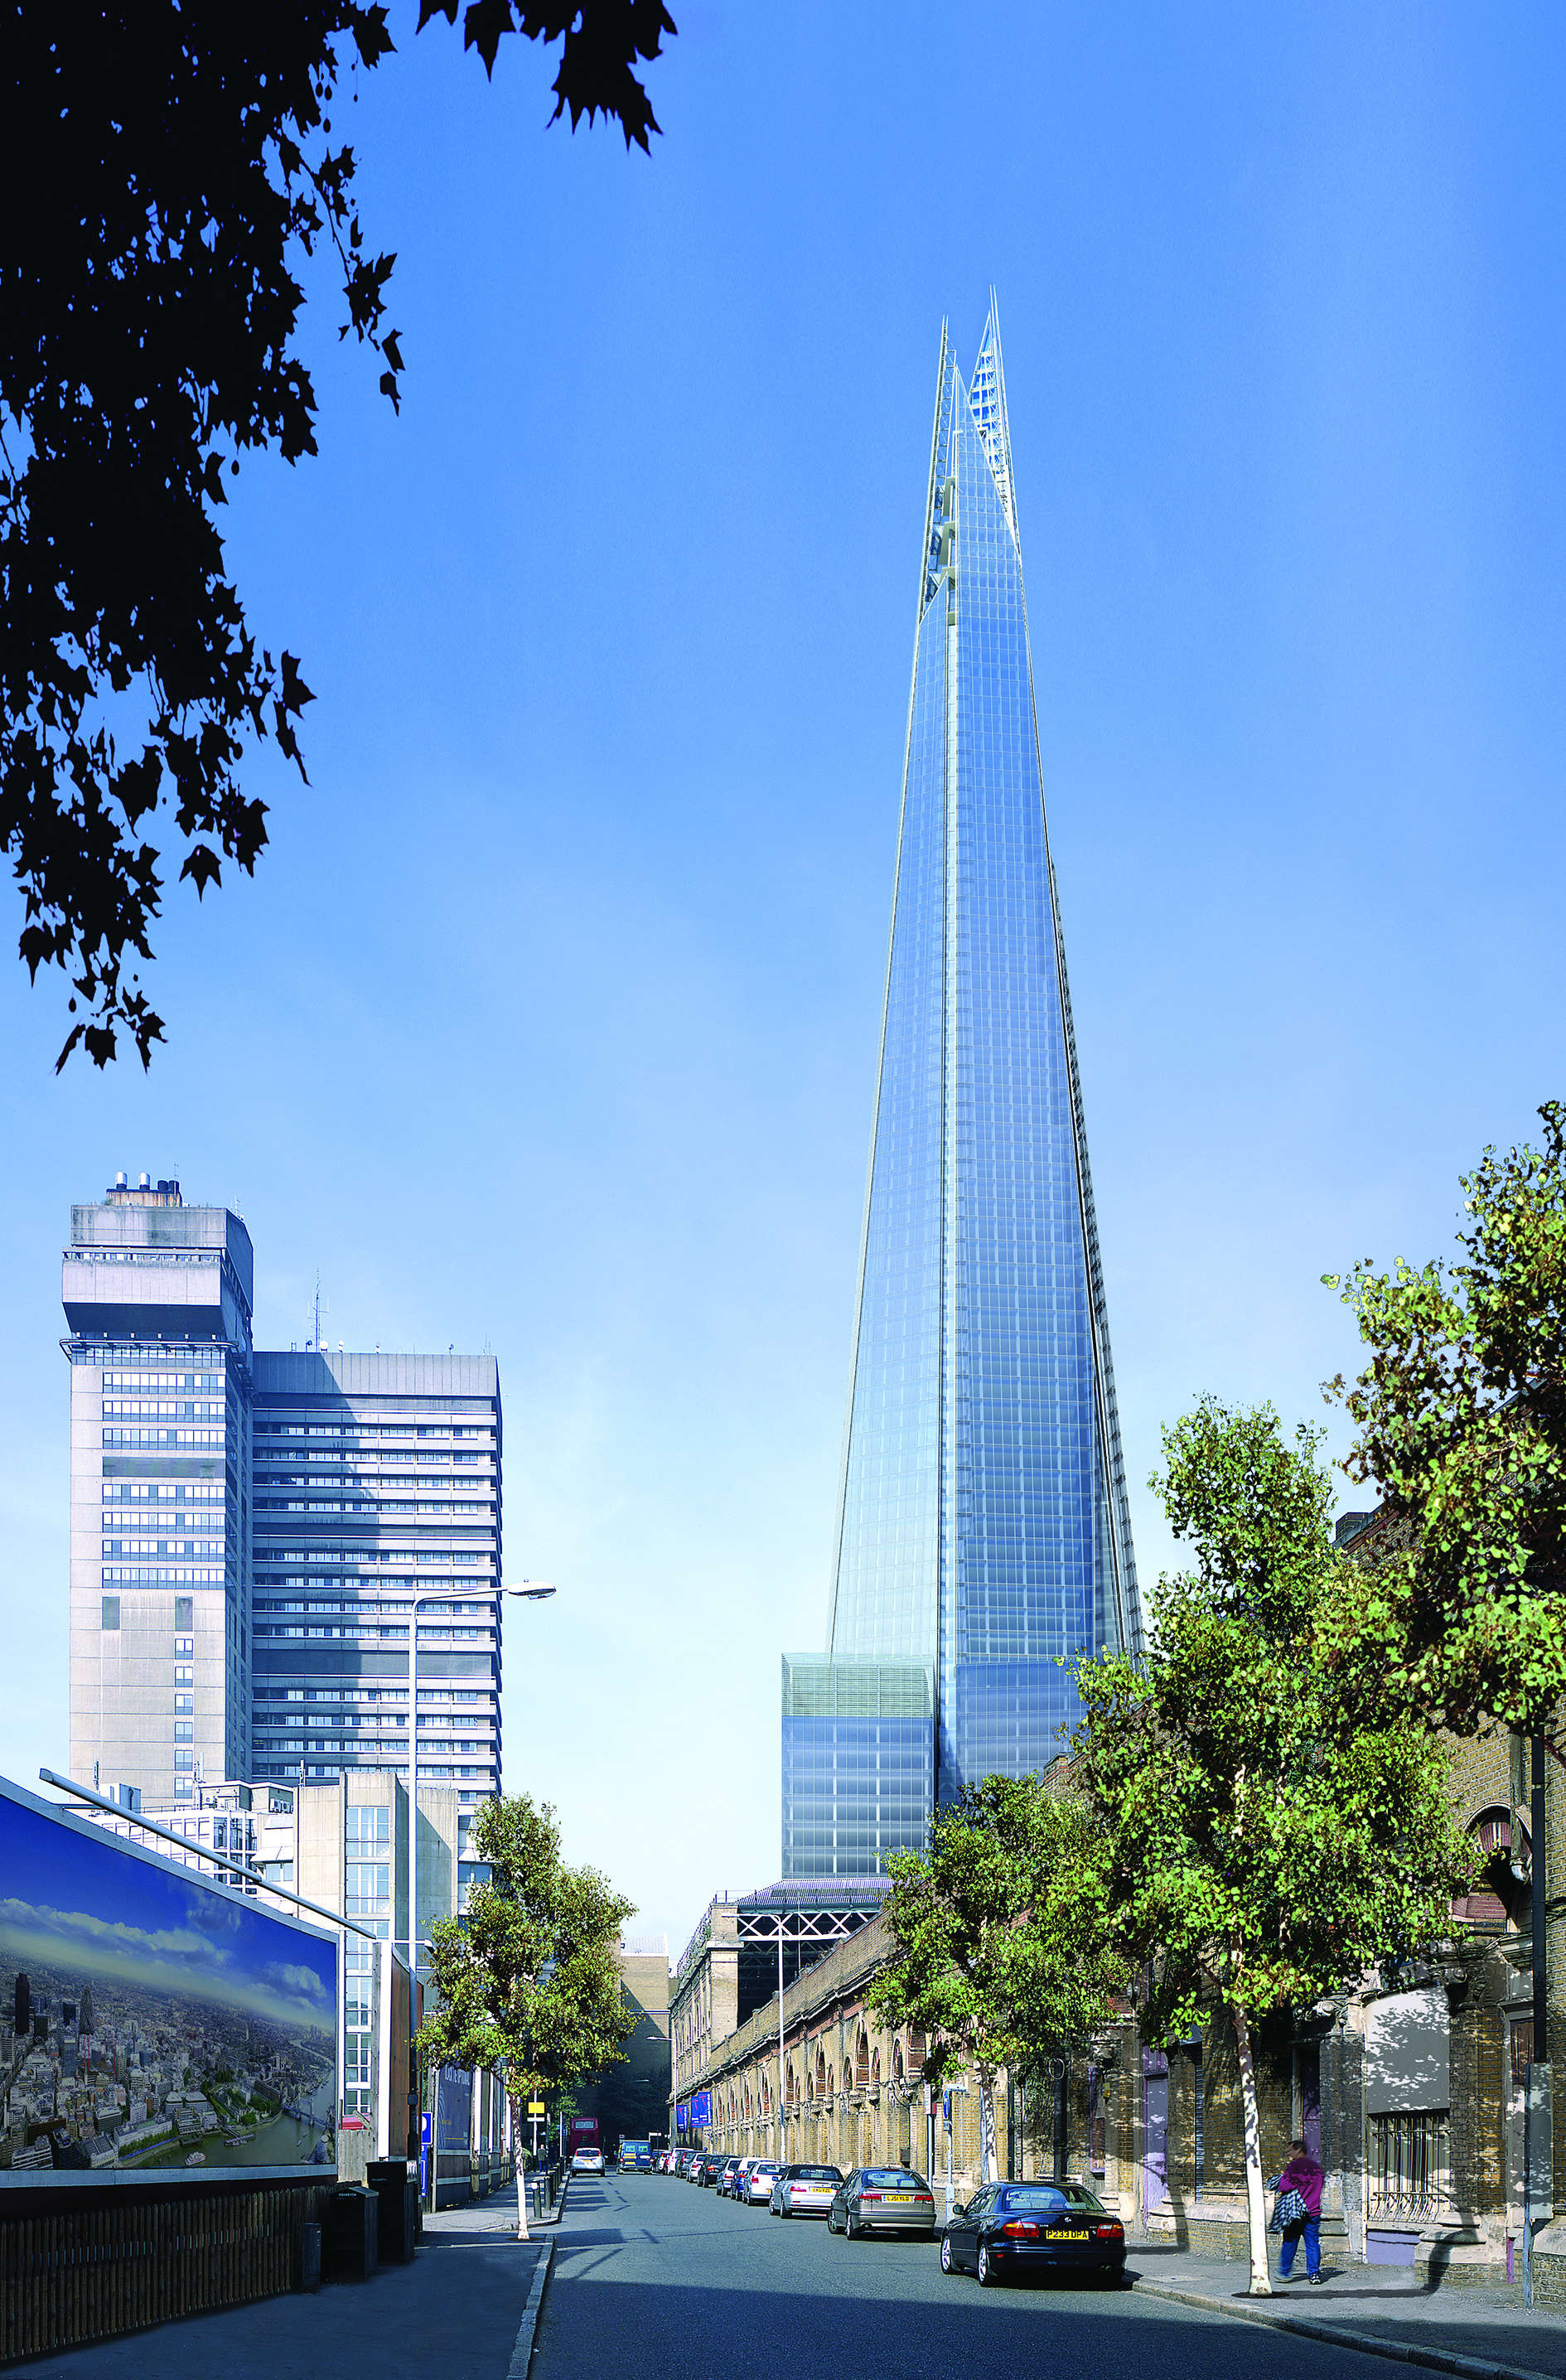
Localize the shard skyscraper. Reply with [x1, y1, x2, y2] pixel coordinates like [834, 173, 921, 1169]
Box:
[781, 303, 1142, 1877]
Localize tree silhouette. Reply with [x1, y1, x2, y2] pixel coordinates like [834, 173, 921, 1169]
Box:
[0, 2, 675, 1066]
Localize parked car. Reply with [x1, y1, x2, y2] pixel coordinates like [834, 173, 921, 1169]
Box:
[769, 2163, 843, 2218]
[698, 2152, 727, 2187]
[718, 2156, 745, 2197]
[827, 2167, 936, 2238]
[743, 2159, 781, 2204]
[571, 2147, 605, 2174]
[659, 2150, 677, 2173]
[939, 2181, 1126, 2286]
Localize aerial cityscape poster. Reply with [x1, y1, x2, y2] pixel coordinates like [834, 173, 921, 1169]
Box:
[0, 1778, 337, 2176]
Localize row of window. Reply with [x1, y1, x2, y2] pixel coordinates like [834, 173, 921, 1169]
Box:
[103, 1429, 225, 1449]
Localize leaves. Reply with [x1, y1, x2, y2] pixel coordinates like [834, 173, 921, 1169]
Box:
[1072, 1402, 1471, 2045]
[2, 3, 674, 1065]
[1324, 1103, 1566, 1750]
[418, 1792, 636, 2112]
[868, 1774, 1122, 2092]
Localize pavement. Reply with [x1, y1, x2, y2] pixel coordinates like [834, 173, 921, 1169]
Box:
[1127, 2240, 1566, 2380]
[17, 2180, 549, 2380]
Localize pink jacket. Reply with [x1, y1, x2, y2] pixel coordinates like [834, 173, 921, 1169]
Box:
[1278, 2153, 1324, 2218]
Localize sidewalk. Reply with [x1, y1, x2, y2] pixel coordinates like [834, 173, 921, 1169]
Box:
[17, 2181, 549, 2380]
[1128, 2241, 1566, 2380]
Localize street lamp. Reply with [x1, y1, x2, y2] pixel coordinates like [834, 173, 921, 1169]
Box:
[405, 1581, 557, 1988]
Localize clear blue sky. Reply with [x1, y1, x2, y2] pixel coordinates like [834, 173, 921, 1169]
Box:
[2, 2, 1564, 1952]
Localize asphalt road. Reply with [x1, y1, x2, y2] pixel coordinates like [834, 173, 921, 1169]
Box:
[534, 2173, 1397, 2380]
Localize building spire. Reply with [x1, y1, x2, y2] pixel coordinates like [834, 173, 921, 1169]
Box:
[966, 289, 1018, 544]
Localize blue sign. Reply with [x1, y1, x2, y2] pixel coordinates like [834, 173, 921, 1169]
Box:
[421, 2112, 433, 2147]
[676, 2101, 689, 2128]
[690, 2089, 712, 2126]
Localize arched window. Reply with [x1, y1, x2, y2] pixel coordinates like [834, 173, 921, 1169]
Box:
[855, 2032, 870, 2088]
[815, 2047, 827, 2095]
[892, 2044, 905, 2084]
[1452, 1806, 1528, 1926]
[906, 2027, 926, 2073]
[871, 2046, 881, 2086]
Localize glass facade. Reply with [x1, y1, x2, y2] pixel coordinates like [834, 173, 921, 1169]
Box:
[249, 1352, 503, 1855]
[784, 306, 1141, 1872]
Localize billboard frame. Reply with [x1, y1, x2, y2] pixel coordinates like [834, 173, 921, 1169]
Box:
[0, 1771, 341, 2190]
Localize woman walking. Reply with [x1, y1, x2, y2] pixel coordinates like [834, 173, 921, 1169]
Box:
[1272, 2138, 1326, 2284]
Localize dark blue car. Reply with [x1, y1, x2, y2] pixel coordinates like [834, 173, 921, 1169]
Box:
[940, 2181, 1126, 2287]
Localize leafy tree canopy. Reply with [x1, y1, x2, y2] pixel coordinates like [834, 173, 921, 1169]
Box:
[418, 1791, 634, 2232]
[868, 1773, 1122, 2179]
[1322, 1101, 1566, 1754]
[1, 2, 674, 1067]
[1072, 1398, 1470, 2291]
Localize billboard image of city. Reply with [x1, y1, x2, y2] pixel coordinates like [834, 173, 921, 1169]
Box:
[0, 1778, 337, 2178]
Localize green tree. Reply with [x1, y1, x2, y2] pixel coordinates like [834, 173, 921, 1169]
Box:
[1072, 1399, 1470, 2293]
[418, 1791, 634, 2237]
[1, 2, 675, 1067]
[867, 1773, 1121, 2187]
[1322, 1101, 1566, 1754]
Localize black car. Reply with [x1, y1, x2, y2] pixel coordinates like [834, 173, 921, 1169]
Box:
[940, 2181, 1125, 2287]
[697, 2152, 727, 2187]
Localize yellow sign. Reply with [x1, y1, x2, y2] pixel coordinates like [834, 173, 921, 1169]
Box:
[528, 2101, 545, 2115]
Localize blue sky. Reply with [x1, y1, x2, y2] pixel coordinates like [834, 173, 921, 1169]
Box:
[2, 2, 1564, 1951]
[0, 1787, 336, 2035]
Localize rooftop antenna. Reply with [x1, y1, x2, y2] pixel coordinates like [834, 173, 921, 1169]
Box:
[307, 1272, 327, 1352]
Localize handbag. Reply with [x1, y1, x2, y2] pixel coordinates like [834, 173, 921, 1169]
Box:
[1276, 2185, 1307, 2229]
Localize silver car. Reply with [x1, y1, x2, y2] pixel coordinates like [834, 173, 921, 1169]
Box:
[744, 2160, 781, 2205]
[828, 2166, 938, 2238]
[769, 2162, 843, 2218]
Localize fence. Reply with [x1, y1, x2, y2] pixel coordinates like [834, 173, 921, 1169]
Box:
[0, 2174, 331, 2365]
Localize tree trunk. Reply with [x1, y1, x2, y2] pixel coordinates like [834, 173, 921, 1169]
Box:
[1232, 1998, 1272, 2295]
[511, 2094, 531, 2240]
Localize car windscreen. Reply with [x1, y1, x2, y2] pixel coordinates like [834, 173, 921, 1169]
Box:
[862, 2169, 922, 2187]
[792, 2167, 839, 2181]
[998, 2185, 1105, 2214]
[752, 2164, 778, 2175]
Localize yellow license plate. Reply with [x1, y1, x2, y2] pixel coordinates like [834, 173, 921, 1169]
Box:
[884, 2194, 914, 2203]
[1046, 2228, 1090, 2239]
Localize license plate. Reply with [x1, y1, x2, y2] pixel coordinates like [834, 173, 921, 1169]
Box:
[1046, 2228, 1090, 2240]
[884, 2194, 914, 2203]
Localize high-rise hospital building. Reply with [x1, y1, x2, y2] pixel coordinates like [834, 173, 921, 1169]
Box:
[63, 1177, 503, 1851]
[781, 305, 1143, 1876]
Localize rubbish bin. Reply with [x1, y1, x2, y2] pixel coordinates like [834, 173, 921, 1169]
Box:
[367, 2159, 418, 2264]
[325, 2184, 379, 2282]
[299, 2220, 322, 2292]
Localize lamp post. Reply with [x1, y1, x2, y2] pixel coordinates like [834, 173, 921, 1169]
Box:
[405, 1583, 556, 1990]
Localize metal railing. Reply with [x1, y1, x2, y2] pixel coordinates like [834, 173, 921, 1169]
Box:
[1368, 2109, 1452, 2223]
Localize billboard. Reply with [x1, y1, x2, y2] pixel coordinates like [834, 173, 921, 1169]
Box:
[690, 2089, 712, 2126]
[0, 1775, 338, 2179]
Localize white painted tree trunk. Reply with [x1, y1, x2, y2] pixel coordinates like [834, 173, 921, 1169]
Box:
[1232, 1998, 1272, 2295]
[512, 2097, 531, 2240]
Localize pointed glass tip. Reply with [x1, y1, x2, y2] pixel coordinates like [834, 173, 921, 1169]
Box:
[967, 300, 1017, 543]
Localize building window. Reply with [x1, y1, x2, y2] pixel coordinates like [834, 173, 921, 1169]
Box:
[1368, 2110, 1451, 2222]
[173, 1693, 193, 1713]
[173, 1750, 195, 1771]
[101, 1596, 120, 1629]
[174, 1722, 193, 1743]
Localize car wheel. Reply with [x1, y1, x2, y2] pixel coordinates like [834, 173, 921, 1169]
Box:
[977, 2243, 1002, 2288]
[940, 2234, 955, 2276]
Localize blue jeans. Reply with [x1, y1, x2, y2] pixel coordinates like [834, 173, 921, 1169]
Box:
[1278, 2215, 1320, 2277]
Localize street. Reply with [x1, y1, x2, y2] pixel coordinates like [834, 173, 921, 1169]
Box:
[535, 2174, 1394, 2380]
